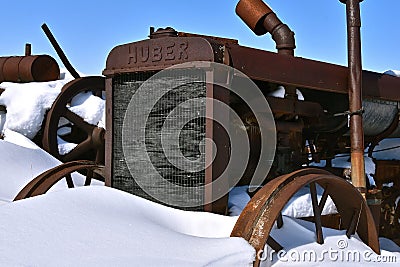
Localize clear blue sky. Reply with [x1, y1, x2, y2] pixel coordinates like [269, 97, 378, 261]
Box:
[1, 0, 399, 75]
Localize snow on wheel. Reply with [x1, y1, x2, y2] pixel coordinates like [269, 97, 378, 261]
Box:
[231, 168, 380, 267]
[42, 76, 105, 163]
[13, 160, 104, 201]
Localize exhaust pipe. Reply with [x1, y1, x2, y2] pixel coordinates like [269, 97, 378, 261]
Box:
[341, 0, 366, 196]
[236, 0, 296, 56]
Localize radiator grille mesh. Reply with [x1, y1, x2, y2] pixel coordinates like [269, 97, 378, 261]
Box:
[112, 69, 206, 210]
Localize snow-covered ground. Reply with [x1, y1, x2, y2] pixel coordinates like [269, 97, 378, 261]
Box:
[0, 129, 103, 204]
[0, 69, 399, 265]
[0, 184, 398, 266]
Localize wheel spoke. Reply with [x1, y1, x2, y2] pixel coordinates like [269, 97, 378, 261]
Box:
[231, 169, 381, 260]
[62, 138, 92, 162]
[276, 212, 283, 229]
[266, 236, 283, 252]
[63, 108, 95, 134]
[310, 182, 324, 244]
[94, 142, 105, 164]
[85, 169, 93, 186]
[346, 208, 361, 238]
[42, 76, 105, 163]
[318, 185, 329, 211]
[65, 173, 74, 188]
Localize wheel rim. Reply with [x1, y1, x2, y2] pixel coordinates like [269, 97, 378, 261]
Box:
[42, 76, 105, 163]
[231, 168, 380, 266]
[13, 160, 104, 201]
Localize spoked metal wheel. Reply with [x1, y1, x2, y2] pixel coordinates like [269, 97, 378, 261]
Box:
[231, 168, 380, 267]
[13, 160, 104, 201]
[42, 76, 105, 163]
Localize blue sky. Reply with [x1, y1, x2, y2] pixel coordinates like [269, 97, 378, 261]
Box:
[1, 0, 399, 75]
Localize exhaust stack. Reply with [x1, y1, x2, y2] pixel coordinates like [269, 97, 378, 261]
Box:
[341, 0, 366, 196]
[236, 0, 296, 56]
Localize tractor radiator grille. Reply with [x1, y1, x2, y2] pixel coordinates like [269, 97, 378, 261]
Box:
[112, 69, 207, 210]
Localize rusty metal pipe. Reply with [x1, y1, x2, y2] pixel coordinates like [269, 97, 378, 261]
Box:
[0, 55, 60, 83]
[41, 23, 80, 79]
[341, 0, 366, 195]
[236, 0, 296, 102]
[25, 43, 32, 56]
[236, 0, 295, 56]
[262, 13, 295, 56]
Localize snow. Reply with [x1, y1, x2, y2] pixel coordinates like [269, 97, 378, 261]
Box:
[265, 217, 399, 266]
[228, 186, 252, 216]
[0, 186, 254, 266]
[0, 79, 69, 139]
[384, 69, 400, 77]
[268, 85, 305, 100]
[0, 129, 103, 204]
[281, 184, 337, 218]
[371, 138, 400, 160]
[0, 68, 106, 155]
[0, 69, 399, 265]
[0, 153, 392, 265]
[228, 185, 338, 218]
[0, 186, 398, 266]
[309, 155, 377, 187]
[69, 91, 105, 126]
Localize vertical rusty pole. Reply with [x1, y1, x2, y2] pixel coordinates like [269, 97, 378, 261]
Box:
[341, 0, 366, 196]
[25, 43, 32, 56]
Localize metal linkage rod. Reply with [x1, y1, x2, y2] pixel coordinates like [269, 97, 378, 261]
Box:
[41, 23, 81, 79]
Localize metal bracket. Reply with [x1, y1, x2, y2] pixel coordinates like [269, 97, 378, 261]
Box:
[334, 107, 364, 127]
[334, 107, 365, 117]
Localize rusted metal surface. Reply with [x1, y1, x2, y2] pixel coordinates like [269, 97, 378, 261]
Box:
[101, 0, 400, 244]
[310, 181, 324, 244]
[25, 43, 31, 56]
[103, 32, 231, 215]
[301, 214, 344, 230]
[236, 0, 295, 55]
[374, 160, 400, 189]
[41, 23, 80, 79]
[367, 189, 382, 234]
[266, 96, 324, 118]
[0, 55, 59, 83]
[42, 76, 105, 163]
[177, 32, 238, 45]
[0, 57, 6, 82]
[342, 0, 366, 195]
[103, 34, 223, 75]
[105, 77, 112, 187]
[379, 185, 400, 245]
[340, 0, 364, 3]
[102, 27, 400, 102]
[149, 27, 178, 39]
[236, 0, 273, 36]
[362, 99, 399, 137]
[13, 160, 104, 201]
[203, 79, 231, 214]
[102, 26, 400, 215]
[231, 168, 380, 266]
[226, 44, 400, 101]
